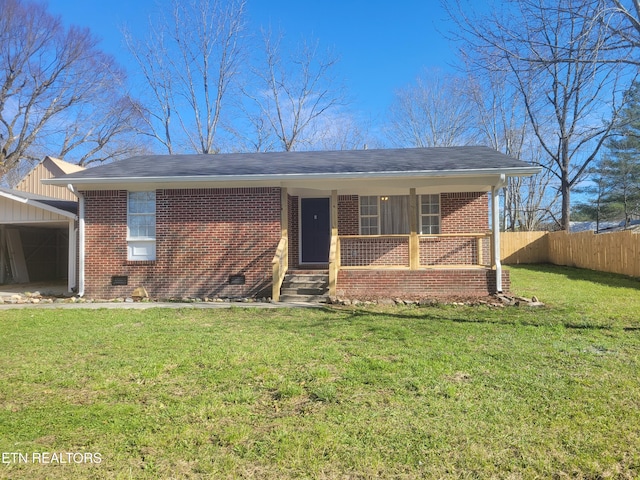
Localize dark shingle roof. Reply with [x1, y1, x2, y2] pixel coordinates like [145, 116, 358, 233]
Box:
[54, 146, 535, 181]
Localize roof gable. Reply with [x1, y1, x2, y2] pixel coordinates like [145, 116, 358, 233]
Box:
[14, 156, 85, 200]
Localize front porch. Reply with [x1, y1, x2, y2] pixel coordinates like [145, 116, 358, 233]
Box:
[272, 186, 507, 301]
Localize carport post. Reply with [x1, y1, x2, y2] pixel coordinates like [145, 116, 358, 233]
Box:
[77, 191, 85, 297]
[68, 220, 76, 293]
[67, 184, 84, 297]
[0, 226, 5, 284]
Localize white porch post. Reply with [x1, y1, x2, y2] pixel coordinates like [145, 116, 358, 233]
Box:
[68, 220, 77, 293]
[0, 226, 5, 284]
[492, 175, 506, 292]
[77, 190, 85, 297]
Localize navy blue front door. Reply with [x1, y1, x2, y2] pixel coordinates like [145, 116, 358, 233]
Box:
[301, 198, 330, 263]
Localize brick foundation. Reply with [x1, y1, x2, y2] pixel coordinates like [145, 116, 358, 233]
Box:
[336, 268, 510, 300]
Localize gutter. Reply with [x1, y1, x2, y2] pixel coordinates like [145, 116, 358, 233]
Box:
[67, 184, 85, 297]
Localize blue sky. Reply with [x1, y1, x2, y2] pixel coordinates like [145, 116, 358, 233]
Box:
[46, 0, 457, 124]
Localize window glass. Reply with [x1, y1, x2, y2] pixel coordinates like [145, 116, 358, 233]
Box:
[360, 196, 379, 235]
[359, 194, 441, 235]
[128, 192, 156, 239]
[420, 194, 440, 234]
[128, 193, 154, 214]
[380, 195, 410, 234]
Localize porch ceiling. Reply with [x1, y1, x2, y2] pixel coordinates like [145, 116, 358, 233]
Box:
[282, 174, 503, 196]
[43, 172, 508, 194]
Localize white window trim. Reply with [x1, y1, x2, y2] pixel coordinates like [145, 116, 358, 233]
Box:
[419, 194, 441, 235]
[358, 194, 441, 235]
[358, 195, 380, 235]
[127, 191, 156, 261]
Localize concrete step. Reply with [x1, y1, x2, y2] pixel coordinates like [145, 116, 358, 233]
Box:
[283, 274, 328, 284]
[288, 269, 329, 274]
[279, 271, 329, 303]
[281, 280, 328, 289]
[278, 294, 329, 303]
[281, 287, 328, 296]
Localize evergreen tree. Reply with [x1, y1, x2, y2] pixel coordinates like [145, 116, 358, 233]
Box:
[598, 81, 640, 227]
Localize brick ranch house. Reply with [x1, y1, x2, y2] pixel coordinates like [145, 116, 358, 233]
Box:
[44, 146, 539, 301]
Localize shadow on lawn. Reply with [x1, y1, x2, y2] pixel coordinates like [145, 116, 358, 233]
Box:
[317, 305, 640, 332]
[508, 263, 640, 291]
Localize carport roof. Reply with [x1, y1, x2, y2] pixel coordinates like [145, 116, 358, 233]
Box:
[0, 187, 78, 216]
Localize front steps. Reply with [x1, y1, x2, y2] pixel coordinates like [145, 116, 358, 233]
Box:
[279, 270, 329, 303]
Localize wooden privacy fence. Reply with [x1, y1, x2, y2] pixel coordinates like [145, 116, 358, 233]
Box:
[501, 230, 640, 278]
[501, 231, 549, 265]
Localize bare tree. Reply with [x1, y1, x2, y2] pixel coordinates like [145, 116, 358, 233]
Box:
[466, 69, 559, 230]
[386, 69, 479, 147]
[56, 95, 148, 167]
[124, 25, 177, 154]
[124, 0, 246, 154]
[587, 0, 640, 62]
[446, 0, 633, 230]
[0, 0, 142, 177]
[242, 30, 347, 152]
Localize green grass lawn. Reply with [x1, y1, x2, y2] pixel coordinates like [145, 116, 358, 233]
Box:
[1, 264, 639, 479]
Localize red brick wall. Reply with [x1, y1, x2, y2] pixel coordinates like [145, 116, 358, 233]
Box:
[83, 191, 128, 289]
[441, 192, 489, 234]
[80, 188, 492, 299]
[286, 193, 488, 266]
[333, 192, 490, 267]
[337, 269, 510, 300]
[340, 236, 409, 267]
[418, 236, 492, 266]
[334, 192, 489, 237]
[338, 195, 359, 235]
[82, 188, 281, 299]
[420, 237, 473, 265]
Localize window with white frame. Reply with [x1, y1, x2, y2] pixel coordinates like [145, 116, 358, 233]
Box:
[127, 191, 156, 260]
[420, 194, 440, 234]
[359, 194, 440, 235]
[359, 195, 379, 235]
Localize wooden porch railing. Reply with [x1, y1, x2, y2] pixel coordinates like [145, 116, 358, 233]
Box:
[271, 236, 288, 302]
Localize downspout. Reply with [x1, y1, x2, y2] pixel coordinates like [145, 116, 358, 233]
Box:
[67, 184, 85, 297]
[492, 175, 507, 293]
[0, 226, 5, 284]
